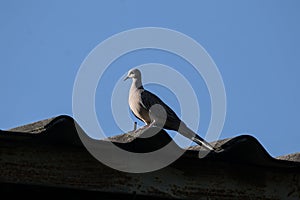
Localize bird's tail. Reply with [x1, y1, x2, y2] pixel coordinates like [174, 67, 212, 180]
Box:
[178, 123, 215, 151]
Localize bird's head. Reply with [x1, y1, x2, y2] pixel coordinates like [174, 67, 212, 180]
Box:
[124, 68, 141, 81]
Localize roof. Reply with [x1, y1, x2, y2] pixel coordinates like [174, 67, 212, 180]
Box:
[1, 115, 300, 199]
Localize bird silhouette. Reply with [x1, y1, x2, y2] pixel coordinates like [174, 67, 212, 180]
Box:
[124, 68, 215, 151]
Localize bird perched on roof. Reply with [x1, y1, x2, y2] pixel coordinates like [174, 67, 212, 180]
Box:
[124, 68, 215, 151]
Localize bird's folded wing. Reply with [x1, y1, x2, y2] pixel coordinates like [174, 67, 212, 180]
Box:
[140, 90, 180, 122]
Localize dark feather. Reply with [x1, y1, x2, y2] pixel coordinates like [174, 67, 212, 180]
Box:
[140, 90, 181, 129]
[131, 110, 144, 123]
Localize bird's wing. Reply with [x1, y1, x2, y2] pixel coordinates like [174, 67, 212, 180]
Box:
[131, 109, 144, 123]
[140, 90, 180, 123]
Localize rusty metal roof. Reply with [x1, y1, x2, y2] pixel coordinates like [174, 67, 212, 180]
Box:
[1, 115, 300, 199]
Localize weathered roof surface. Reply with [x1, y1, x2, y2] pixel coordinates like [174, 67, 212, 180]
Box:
[1, 115, 300, 199]
[277, 153, 300, 162]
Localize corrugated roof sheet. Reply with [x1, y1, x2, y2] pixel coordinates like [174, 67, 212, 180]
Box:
[0, 115, 299, 199]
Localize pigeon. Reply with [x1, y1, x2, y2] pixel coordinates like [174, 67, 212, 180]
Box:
[124, 68, 215, 151]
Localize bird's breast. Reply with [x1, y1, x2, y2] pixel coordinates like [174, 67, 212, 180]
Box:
[128, 90, 151, 124]
[129, 91, 142, 113]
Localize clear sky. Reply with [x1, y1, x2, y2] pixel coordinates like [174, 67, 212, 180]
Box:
[1, 0, 299, 157]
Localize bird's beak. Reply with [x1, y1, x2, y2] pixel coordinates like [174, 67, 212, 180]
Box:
[123, 76, 129, 81]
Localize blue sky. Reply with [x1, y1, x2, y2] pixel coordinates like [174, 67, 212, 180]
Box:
[1, 1, 299, 157]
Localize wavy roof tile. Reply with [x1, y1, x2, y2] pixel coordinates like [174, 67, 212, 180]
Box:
[1, 115, 299, 199]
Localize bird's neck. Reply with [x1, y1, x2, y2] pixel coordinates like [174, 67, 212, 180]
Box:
[131, 78, 143, 90]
